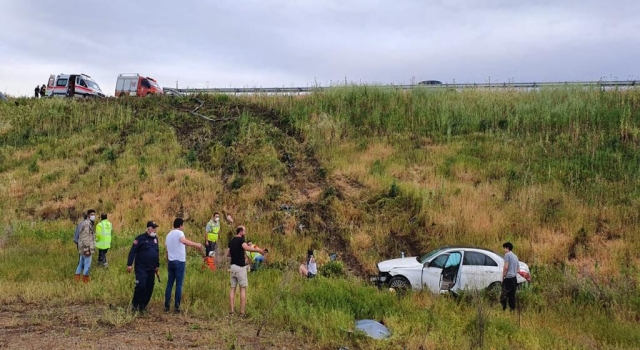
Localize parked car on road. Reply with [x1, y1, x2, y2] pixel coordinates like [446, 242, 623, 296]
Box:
[418, 80, 443, 85]
[373, 246, 531, 294]
[46, 73, 105, 98]
[115, 74, 163, 97]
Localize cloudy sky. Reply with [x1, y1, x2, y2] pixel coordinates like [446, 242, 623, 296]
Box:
[1, 0, 638, 96]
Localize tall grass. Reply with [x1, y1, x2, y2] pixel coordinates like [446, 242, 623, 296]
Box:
[1, 88, 640, 348]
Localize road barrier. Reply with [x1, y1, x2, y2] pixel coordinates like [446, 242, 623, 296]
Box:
[163, 80, 637, 95]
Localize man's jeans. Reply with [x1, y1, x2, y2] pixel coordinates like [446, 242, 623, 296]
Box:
[165, 260, 186, 310]
[75, 254, 92, 275]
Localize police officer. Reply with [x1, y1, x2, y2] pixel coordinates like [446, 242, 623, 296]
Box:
[127, 221, 160, 312]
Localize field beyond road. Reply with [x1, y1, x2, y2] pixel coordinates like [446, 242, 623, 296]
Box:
[1, 87, 640, 349]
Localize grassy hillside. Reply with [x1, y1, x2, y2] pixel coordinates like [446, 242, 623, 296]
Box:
[1, 88, 640, 349]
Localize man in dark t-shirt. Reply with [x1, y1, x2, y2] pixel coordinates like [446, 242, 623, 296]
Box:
[226, 225, 265, 317]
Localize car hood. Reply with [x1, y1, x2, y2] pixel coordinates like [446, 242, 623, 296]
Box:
[377, 257, 421, 272]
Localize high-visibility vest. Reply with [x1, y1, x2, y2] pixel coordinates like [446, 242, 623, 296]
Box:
[95, 220, 112, 249]
[246, 246, 262, 261]
[206, 220, 220, 242]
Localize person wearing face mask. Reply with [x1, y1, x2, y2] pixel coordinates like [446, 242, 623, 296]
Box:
[74, 209, 96, 283]
[204, 212, 222, 258]
[127, 221, 160, 313]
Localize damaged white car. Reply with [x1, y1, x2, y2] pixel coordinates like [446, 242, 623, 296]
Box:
[373, 246, 531, 294]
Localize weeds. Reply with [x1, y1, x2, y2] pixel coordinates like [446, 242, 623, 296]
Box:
[1, 88, 640, 348]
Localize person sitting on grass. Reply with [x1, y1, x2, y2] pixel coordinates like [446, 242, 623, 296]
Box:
[299, 249, 317, 278]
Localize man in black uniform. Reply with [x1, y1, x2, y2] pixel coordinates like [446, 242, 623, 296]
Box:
[127, 221, 160, 312]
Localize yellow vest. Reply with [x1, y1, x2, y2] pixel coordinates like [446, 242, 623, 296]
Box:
[206, 220, 220, 242]
[95, 220, 112, 249]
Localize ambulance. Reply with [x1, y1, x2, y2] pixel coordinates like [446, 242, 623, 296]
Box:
[46, 73, 105, 98]
[115, 74, 164, 97]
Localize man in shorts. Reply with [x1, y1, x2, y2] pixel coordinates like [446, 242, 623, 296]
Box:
[226, 225, 265, 317]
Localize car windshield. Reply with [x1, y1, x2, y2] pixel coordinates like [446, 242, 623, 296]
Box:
[417, 248, 445, 264]
[147, 79, 161, 88]
[85, 79, 101, 91]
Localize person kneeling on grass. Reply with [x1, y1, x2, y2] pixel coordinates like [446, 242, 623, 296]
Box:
[245, 240, 267, 272]
[299, 249, 317, 279]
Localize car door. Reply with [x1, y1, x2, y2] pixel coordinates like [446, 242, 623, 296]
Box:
[479, 253, 500, 289]
[440, 251, 462, 291]
[460, 251, 487, 290]
[422, 253, 449, 293]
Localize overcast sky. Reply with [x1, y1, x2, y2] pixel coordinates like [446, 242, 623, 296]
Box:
[1, 0, 638, 96]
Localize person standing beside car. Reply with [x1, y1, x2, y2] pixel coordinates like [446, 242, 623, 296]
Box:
[501, 242, 519, 311]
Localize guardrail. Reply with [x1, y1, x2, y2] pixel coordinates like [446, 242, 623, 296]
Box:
[163, 80, 637, 95]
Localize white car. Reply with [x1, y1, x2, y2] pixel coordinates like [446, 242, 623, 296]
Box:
[373, 246, 531, 294]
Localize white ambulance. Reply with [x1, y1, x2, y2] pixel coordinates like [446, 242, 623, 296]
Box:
[46, 73, 106, 98]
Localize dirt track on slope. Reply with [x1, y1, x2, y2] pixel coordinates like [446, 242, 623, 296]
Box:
[0, 303, 313, 350]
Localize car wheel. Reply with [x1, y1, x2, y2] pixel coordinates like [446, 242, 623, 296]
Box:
[388, 276, 410, 292]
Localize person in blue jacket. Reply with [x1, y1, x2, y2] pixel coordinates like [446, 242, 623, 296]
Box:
[127, 221, 160, 312]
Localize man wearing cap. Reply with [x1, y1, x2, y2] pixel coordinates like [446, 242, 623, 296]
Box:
[127, 221, 160, 312]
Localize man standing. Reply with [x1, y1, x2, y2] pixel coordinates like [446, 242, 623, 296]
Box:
[73, 213, 87, 246]
[227, 226, 265, 317]
[74, 209, 96, 283]
[95, 213, 113, 267]
[40, 84, 46, 98]
[127, 221, 160, 313]
[501, 242, 519, 311]
[164, 218, 204, 313]
[204, 212, 221, 257]
[34, 85, 40, 98]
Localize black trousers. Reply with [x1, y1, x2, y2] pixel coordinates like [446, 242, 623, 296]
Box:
[98, 249, 109, 265]
[205, 240, 218, 256]
[132, 268, 155, 311]
[500, 277, 517, 311]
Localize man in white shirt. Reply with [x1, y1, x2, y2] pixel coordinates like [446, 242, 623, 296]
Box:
[164, 217, 203, 313]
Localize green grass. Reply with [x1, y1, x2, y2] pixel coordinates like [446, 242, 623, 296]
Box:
[1, 88, 640, 348]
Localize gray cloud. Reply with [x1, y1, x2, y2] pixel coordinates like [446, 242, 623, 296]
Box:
[1, 0, 638, 96]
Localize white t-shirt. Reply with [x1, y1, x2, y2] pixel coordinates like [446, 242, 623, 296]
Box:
[166, 229, 186, 262]
[308, 256, 318, 275]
